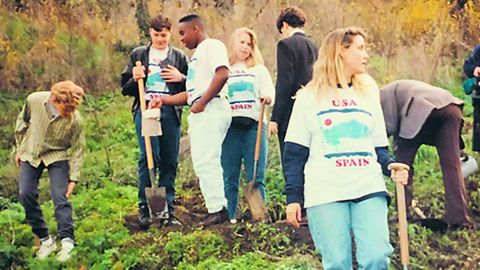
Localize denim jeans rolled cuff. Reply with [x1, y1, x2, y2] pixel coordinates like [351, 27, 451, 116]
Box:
[18, 161, 75, 240]
[306, 196, 393, 270]
[222, 123, 268, 220]
[134, 106, 180, 213]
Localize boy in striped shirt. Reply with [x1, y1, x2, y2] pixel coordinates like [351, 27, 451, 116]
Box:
[14, 80, 86, 261]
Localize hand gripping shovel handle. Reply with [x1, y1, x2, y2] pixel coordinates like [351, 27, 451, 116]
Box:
[136, 61, 156, 188]
[391, 163, 410, 270]
[252, 99, 266, 183]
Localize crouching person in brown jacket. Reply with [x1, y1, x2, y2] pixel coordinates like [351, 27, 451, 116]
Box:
[380, 79, 471, 229]
[14, 80, 86, 261]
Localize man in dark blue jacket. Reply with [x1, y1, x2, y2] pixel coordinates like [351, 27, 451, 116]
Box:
[120, 15, 189, 228]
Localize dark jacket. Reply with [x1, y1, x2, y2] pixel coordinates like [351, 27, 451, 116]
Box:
[120, 45, 189, 125]
[271, 32, 318, 132]
[463, 45, 480, 78]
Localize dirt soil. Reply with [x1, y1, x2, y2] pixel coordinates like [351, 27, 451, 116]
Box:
[124, 179, 315, 255]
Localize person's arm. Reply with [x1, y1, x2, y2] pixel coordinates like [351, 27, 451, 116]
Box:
[120, 49, 142, 97]
[191, 40, 230, 113]
[161, 51, 189, 84]
[375, 146, 394, 177]
[191, 66, 229, 113]
[283, 142, 308, 205]
[463, 45, 480, 78]
[68, 116, 86, 183]
[271, 40, 294, 124]
[370, 79, 408, 184]
[150, 91, 188, 108]
[258, 65, 275, 106]
[282, 93, 311, 228]
[15, 101, 31, 148]
[14, 100, 31, 166]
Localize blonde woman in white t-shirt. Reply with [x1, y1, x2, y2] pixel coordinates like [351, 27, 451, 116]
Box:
[222, 27, 274, 223]
[283, 27, 409, 269]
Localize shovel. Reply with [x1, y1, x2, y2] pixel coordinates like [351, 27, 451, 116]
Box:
[243, 99, 270, 222]
[390, 163, 410, 270]
[136, 61, 169, 219]
[411, 200, 448, 233]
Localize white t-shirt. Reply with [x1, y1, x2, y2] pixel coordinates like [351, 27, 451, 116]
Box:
[186, 39, 229, 105]
[285, 79, 389, 207]
[228, 63, 275, 122]
[145, 47, 169, 100]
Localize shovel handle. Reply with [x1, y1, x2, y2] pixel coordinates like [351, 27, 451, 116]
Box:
[396, 181, 409, 269]
[252, 100, 266, 182]
[411, 200, 427, 219]
[136, 61, 156, 186]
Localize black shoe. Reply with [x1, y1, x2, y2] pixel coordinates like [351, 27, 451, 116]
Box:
[200, 208, 229, 227]
[138, 205, 151, 228]
[165, 214, 182, 227]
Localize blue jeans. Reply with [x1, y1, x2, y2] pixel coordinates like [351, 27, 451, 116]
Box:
[307, 196, 393, 270]
[134, 106, 180, 213]
[18, 161, 74, 240]
[221, 123, 267, 220]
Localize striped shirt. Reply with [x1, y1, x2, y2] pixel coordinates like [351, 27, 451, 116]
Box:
[15, 91, 86, 182]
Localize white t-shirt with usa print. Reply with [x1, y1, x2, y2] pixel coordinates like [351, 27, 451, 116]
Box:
[186, 39, 229, 105]
[145, 47, 169, 100]
[228, 63, 275, 123]
[285, 76, 389, 207]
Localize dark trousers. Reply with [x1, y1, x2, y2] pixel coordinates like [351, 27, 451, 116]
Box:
[278, 130, 287, 163]
[134, 106, 180, 213]
[18, 160, 74, 240]
[395, 104, 470, 225]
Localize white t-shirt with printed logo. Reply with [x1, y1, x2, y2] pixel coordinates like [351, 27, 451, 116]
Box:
[285, 79, 389, 208]
[145, 47, 169, 100]
[228, 63, 275, 122]
[186, 39, 229, 105]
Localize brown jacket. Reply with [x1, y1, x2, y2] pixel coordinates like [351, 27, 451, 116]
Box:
[380, 80, 463, 139]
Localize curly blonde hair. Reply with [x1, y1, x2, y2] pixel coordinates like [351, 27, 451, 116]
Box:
[50, 80, 85, 113]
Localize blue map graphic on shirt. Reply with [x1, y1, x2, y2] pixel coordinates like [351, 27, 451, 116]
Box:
[186, 67, 195, 93]
[146, 72, 165, 87]
[187, 68, 195, 81]
[228, 81, 255, 97]
[322, 119, 369, 146]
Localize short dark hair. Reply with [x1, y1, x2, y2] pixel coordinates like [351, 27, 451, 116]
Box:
[150, 15, 171, 31]
[276, 6, 306, 33]
[179, 14, 202, 23]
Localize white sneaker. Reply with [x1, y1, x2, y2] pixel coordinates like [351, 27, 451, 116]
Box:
[230, 219, 237, 224]
[56, 238, 74, 262]
[36, 236, 57, 260]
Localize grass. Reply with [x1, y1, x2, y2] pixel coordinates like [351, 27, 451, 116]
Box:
[0, 90, 479, 269]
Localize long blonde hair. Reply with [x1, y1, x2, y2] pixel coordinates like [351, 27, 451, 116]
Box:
[228, 27, 264, 67]
[305, 27, 375, 98]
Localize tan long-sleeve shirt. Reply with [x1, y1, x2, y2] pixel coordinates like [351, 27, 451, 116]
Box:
[15, 91, 85, 182]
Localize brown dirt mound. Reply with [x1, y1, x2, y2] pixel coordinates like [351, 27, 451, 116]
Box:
[123, 182, 314, 253]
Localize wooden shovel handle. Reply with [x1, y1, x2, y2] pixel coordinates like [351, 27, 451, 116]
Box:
[136, 61, 155, 182]
[396, 181, 409, 269]
[254, 100, 266, 161]
[388, 162, 410, 172]
[252, 100, 266, 183]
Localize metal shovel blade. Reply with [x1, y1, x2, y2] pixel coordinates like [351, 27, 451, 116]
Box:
[145, 186, 168, 218]
[243, 181, 269, 222]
